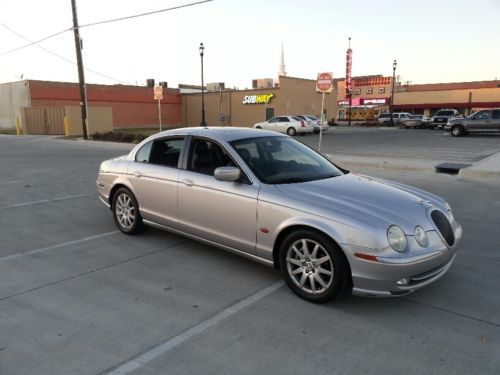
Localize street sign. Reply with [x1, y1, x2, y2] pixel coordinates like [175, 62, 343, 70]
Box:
[154, 85, 163, 100]
[316, 72, 333, 93]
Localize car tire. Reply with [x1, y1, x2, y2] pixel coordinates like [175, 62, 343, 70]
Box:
[279, 229, 350, 303]
[255, 126, 262, 129]
[287, 127, 297, 136]
[451, 125, 465, 137]
[112, 187, 145, 234]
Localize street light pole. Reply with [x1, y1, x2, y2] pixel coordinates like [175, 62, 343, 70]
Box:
[390, 59, 397, 127]
[199, 42, 206, 126]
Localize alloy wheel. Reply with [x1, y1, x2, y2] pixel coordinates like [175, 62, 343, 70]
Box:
[115, 192, 136, 231]
[286, 238, 334, 295]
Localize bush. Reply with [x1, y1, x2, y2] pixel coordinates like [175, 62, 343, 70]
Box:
[92, 131, 148, 143]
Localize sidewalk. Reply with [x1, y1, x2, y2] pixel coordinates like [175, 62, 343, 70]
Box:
[333, 152, 500, 181]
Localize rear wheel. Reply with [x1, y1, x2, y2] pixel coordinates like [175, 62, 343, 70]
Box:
[112, 187, 145, 234]
[287, 127, 297, 136]
[255, 126, 262, 129]
[279, 230, 350, 303]
[451, 125, 465, 137]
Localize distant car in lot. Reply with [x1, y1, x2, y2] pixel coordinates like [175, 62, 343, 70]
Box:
[430, 109, 460, 129]
[254, 116, 314, 136]
[445, 108, 500, 136]
[377, 112, 412, 125]
[295, 115, 329, 133]
[97, 127, 462, 303]
[403, 114, 432, 129]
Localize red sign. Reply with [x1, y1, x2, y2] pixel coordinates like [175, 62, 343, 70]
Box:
[316, 72, 333, 93]
[345, 48, 353, 96]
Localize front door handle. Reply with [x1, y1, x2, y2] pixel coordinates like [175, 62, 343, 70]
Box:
[182, 179, 194, 187]
[133, 171, 142, 178]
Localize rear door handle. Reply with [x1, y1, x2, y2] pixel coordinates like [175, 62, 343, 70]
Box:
[182, 179, 194, 187]
[133, 171, 142, 178]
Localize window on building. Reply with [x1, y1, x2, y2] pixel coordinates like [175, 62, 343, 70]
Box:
[366, 88, 373, 94]
[354, 88, 361, 95]
[378, 87, 385, 94]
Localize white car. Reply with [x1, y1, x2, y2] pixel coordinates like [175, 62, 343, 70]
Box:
[377, 112, 412, 125]
[296, 115, 329, 133]
[254, 116, 314, 136]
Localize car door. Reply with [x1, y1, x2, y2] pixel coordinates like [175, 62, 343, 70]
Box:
[127, 136, 185, 229]
[278, 116, 291, 133]
[265, 117, 280, 131]
[492, 110, 500, 131]
[468, 110, 491, 131]
[177, 137, 259, 254]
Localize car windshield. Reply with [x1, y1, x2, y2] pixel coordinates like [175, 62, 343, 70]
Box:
[230, 136, 343, 184]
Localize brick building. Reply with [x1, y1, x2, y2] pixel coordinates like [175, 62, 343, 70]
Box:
[0, 80, 182, 133]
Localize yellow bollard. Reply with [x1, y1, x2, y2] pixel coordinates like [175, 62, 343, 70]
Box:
[64, 116, 70, 136]
[15, 116, 21, 136]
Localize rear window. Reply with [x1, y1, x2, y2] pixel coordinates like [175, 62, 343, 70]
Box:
[292, 116, 304, 121]
[492, 110, 500, 119]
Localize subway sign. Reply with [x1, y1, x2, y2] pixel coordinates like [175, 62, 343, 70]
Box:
[242, 93, 274, 104]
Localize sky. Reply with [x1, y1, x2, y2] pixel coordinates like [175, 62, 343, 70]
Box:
[1, 0, 499, 89]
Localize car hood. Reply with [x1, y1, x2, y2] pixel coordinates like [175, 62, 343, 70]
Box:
[274, 173, 444, 232]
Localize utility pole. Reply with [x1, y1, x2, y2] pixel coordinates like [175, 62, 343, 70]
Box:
[71, 0, 88, 139]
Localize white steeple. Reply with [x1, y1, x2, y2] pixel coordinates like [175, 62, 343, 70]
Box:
[278, 42, 286, 78]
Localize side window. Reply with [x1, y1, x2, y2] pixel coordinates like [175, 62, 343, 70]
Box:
[279, 117, 290, 122]
[268, 117, 279, 123]
[148, 137, 185, 167]
[188, 139, 235, 176]
[476, 111, 490, 120]
[135, 141, 152, 163]
[492, 110, 500, 120]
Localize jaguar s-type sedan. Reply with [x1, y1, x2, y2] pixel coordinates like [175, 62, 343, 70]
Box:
[96, 127, 462, 303]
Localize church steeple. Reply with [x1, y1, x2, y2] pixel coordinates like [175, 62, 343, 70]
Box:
[278, 42, 286, 78]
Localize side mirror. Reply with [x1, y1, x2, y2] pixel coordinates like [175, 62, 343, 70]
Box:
[214, 166, 241, 182]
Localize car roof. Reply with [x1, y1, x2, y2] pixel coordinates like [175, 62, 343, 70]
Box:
[145, 126, 285, 143]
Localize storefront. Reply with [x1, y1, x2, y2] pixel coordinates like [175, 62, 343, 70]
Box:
[181, 76, 338, 127]
[337, 97, 389, 121]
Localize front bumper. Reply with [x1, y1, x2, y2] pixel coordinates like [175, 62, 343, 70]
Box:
[342, 226, 462, 297]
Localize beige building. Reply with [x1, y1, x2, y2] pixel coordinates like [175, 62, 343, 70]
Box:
[181, 76, 338, 127]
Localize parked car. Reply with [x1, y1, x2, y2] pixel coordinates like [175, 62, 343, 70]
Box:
[445, 108, 500, 136]
[254, 116, 314, 136]
[377, 112, 412, 125]
[97, 127, 462, 303]
[403, 114, 432, 129]
[430, 109, 460, 129]
[295, 115, 329, 133]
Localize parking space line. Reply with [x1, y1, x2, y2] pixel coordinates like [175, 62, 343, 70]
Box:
[0, 180, 23, 186]
[0, 193, 94, 210]
[0, 231, 120, 262]
[103, 280, 284, 375]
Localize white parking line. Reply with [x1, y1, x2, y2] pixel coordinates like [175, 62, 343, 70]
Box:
[0, 231, 120, 262]
[0, 193, 94, 210]
[104, 280, 284, 375]
[0, 180, 23, 186]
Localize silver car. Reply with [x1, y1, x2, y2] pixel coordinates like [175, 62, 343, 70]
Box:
[254, 116, 314, 136]
[445, 109, 500, 136]
[97, 128, 462, 303]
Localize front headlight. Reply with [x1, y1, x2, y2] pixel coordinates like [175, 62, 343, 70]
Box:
[387, 225, 407, 252]
[414, 226, 429, 247]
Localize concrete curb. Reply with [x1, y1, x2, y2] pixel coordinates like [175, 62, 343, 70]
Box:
[457, 152, 500, 181]
[333, 155, 439, 174]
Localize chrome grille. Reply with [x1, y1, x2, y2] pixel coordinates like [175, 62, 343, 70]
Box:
[431, 210, 455, 246]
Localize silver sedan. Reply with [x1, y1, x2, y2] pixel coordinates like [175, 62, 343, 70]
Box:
[96, 127, 462, 303]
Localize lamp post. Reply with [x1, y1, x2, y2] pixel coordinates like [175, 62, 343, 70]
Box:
[199, 42, 206, 126]
[389, 59, 397, 127]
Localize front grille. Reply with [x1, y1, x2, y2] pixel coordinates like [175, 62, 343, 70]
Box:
[431, 210, 455, 246]
[409, 262, 448, 285]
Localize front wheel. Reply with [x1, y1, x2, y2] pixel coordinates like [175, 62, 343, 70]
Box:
[279, 230, 350, 303]
[451, 125, 465, 137]
[112, 187, 145, 234]
[287, 127, 297, 136]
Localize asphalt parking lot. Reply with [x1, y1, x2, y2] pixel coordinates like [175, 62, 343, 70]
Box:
[1, 132, 499, 375]
[301, 127, 500, 163]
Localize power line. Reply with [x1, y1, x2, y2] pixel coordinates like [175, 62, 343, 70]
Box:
[79, 0, 213, 28]
[0, 27, 71, 57]
[0, 21, 129, 84]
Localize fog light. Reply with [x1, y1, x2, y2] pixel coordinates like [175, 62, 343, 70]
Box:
[397, 277, 409, 286]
